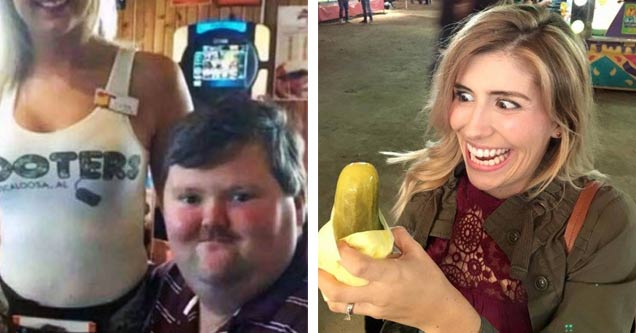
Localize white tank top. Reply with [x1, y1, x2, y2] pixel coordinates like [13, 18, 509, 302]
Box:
[0, 49, 149, 307]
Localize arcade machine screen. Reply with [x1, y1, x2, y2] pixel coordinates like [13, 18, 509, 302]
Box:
[192, 44, 249, 88]
[549, 0, 574, 23]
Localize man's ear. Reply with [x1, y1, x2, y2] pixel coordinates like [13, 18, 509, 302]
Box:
[293, 194, 306, 229]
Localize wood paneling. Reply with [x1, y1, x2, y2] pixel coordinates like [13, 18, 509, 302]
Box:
[118, 0, 261, 55]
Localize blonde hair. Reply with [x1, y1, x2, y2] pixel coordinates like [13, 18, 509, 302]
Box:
[390, 4, 600, 219]
[0, 0, 113, 90]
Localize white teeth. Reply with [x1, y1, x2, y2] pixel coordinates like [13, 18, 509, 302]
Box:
[36, 0, 68, 9]
[466, 142, 510, 167]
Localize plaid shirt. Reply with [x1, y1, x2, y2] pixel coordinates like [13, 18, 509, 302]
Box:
[144, 238, 307, 333]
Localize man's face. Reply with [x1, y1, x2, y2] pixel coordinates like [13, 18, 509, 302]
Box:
[163, 143, 304, 293]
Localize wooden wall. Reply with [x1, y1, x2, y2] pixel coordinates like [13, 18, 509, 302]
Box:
[116, 1, 260, 57]
[115, 0, 308, 169]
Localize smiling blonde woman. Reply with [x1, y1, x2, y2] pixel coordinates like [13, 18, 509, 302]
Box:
[318, 4, 636, 333]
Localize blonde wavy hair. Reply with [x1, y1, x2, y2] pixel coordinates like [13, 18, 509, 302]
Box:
[390, 4, 600, 219]
[0, 0, 114, 90]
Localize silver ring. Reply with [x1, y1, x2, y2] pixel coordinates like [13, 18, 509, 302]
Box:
[344, 303, 355, 321]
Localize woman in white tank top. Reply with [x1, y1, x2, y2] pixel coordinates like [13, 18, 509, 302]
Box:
[0, 1, 191, 332]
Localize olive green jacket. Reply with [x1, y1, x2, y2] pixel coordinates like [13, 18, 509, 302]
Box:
[381, 169, 636, 333]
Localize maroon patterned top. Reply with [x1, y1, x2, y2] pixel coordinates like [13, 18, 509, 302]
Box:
[426, 176, 532, 333]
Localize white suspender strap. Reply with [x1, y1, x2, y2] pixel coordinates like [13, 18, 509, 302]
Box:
[105, 48, 136, 96]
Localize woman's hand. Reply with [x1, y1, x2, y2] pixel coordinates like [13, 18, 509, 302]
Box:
[318, 227, 481, 333]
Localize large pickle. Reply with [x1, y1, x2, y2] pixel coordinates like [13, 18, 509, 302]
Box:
[332, 162, 382, 240]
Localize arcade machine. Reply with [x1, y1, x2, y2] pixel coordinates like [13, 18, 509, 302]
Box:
[552, 0, 636, 91]
[172, 20, 272, 102]
[587, 0, 636, 91]
[548, 0, 574, 23]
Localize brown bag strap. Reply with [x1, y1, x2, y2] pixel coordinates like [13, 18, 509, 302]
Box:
[564, 181, 602, 254]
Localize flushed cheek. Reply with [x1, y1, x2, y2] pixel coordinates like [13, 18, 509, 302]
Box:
[165, 206, 202, 241]
[230, 203, 281, 235]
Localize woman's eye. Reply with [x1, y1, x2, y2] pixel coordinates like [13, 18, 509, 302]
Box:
[496, 99, 520, 110]
[178, 194, 201, 205]
[454, 91, 474, 102]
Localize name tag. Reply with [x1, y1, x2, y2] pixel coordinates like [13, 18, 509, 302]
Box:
[12, 315, 96, 332]
[94, 88, 139, 116]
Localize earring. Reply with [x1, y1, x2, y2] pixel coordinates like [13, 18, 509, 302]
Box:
[554, 132, 562, 139]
